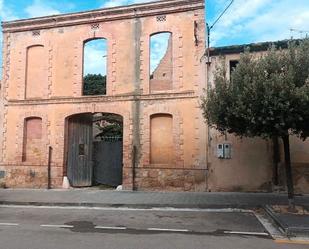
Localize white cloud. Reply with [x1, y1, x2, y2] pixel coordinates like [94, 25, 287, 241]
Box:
[103, 0, 128, 8]
[0, 0, 19, 78]
[150, 33, 170, 73]
[209, 0, 309, 46]
[25, 0, 61, 18]
[0, 0, 18, 21]
[84, 40, 107, 75]
[102, 0, 154, 8]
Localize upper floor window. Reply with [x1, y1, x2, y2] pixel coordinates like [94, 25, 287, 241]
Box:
[150, 32, 173, 92]
[83, 38, 107, 96]
[229, 60, 239, 76]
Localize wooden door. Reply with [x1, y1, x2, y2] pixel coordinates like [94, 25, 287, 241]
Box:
[67, 114, 93, 187]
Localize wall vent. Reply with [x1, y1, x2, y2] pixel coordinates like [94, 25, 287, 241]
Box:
[32, 30, 40, 36]
[91, 23, 100, 30]
[156, 15, 166, 22]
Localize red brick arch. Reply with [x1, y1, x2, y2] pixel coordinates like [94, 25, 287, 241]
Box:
[15, 111, 49, 164]
[140, 104, 184, 168]
[53, 103, 132, 176]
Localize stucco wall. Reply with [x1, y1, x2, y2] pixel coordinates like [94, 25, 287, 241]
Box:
[207, 53, 309, 193]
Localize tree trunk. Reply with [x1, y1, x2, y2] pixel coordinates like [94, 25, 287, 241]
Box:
[282, 135, 295, 210]
[272, 136, 280, 186]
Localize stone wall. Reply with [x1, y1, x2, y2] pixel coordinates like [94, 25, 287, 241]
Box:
[134, 168, 207, 192]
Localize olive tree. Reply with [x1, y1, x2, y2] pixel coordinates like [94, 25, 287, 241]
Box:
[201, 39, 309, 207]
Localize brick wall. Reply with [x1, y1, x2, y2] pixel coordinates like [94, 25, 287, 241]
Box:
[0, 0, 207, 191]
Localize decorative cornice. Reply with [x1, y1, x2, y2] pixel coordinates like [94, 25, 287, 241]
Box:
[2, 0, 204, 33]
[7, 91, 197, 106]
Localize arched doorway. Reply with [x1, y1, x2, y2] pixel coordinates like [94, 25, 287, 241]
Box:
[65, 112, 123, 188]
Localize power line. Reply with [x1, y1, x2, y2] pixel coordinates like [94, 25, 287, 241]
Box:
[208, 0, 234, 31]
[206, 0, 234, 62]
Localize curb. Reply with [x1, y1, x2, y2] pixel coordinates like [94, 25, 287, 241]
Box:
[264, 205, 309, 237]
[0, 201, 266, 210]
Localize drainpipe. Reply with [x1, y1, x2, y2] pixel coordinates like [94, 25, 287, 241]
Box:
[47, 146, 52, 189]
[205, 23, 211, 191]
[131, 9, 141, 191]
[132, 145, 137, 190]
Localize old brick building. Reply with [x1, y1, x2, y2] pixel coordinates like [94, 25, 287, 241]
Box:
[0, 0, 207, 190]
[0, 0, 307, 193]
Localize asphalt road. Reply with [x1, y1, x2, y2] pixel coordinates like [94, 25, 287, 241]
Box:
[0, 206, 306, 249]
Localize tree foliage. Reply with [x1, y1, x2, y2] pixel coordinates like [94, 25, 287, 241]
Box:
[83, 74, 106, 95]
[95, 123, 123, 138]
[202, 39, 309, 140]
[201, 39, 309, 206]
[94, 113, 123, 139]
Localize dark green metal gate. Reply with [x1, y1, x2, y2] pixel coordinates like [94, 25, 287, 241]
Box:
[93, 136, 123, 187]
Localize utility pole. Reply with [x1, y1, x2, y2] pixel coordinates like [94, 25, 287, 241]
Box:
[206, 0, 234, 64]
[204, 0, 234, 187]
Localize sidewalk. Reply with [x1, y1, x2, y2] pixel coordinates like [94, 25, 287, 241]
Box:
[0, 189, 308, 209]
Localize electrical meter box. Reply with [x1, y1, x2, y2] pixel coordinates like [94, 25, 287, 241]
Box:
[217, 144, 224, 159]
[217, 143, 232, 159]
[224, 143, 232, 159]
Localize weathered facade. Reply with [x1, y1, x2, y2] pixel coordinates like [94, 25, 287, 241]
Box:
[0, 0, 308, 193]
[206, 41, 309, 194]
[0, 0, 207, 191]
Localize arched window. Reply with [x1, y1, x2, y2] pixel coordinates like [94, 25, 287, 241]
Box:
[83, 39, 107, 96]
[25, 45, 46, 99]
[150, 114, 173, 164]
[150, 32, 173, 92]
[22, 117, 42, 162]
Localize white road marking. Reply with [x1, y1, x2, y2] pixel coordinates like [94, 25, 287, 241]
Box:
[224, 231, 269, 236]
[95, 226, 127, 230]
[254, 212, 285, 240]
[0, 223, 19, 226]
[0, 204, 251, 213]
[40, 224, 74, 228]
[147, 228, 189, 232]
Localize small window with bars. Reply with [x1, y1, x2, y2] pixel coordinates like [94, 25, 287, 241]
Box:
[229, 60, 239, 76]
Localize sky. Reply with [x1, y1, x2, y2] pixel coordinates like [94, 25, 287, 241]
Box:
[0, 0, 309, 74]
[84, 40, 107, 75]
[150, 33, 170, 74]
